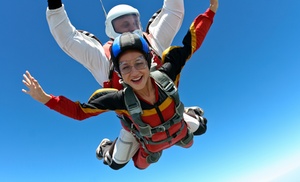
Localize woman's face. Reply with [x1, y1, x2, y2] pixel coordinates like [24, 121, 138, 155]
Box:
[118, 50, 150, 91]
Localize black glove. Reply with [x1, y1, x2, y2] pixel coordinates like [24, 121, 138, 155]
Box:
[48, 0, 62, 10]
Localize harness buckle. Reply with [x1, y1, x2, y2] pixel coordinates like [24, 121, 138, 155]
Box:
[127, 103, 141, 115]
[155, 125, 166, 133]
[164, 81, 177, 95]
[139, 125, 153, 137]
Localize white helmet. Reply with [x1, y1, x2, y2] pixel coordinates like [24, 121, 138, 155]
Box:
[105, 4, 142, 39]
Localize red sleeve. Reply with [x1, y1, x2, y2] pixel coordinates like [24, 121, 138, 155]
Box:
[45, 95, 103, 121]
[190, 8, 215, 54]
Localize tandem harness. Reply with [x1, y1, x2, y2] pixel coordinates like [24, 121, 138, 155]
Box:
[119, 69, 193, 164]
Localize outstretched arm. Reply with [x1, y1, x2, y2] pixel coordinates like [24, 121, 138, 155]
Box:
[22, 71, 122, 120]
[46, 0, 110, 86]
[147, 0, 185, 56]
[22, 71, 51, 104]
[159, 0, 218, 81]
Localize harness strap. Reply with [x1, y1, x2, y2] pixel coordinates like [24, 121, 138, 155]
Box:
[123, 87, 148, 134]
[150, 70, 184, 122]
[119, 115, 185, 145]
[123, 70, 184, 137]
[150, 70, 180, 104]
[144, 122, 185, 145]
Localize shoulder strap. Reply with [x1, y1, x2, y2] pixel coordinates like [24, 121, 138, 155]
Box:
[150, 70, 184, 124]
[123, 86, 154, 137]
[150, 70, 180, 105]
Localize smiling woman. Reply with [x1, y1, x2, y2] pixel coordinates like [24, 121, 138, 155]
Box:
[119, 51, 152, 94]
[111, 33, 153, 94]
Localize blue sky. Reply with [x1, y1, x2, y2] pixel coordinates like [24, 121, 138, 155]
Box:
[1, 0, 300, 181]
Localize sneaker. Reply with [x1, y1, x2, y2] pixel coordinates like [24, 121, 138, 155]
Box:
[185, 106, 206, 125]
[96, 138, 113, 160]
[198, 116, 207, 125]
[185, 106, 204, 117]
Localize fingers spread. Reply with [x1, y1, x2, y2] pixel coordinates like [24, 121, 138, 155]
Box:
[21, 88, 28, 94]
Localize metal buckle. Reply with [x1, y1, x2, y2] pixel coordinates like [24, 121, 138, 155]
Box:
[155, 125, 166, 133]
